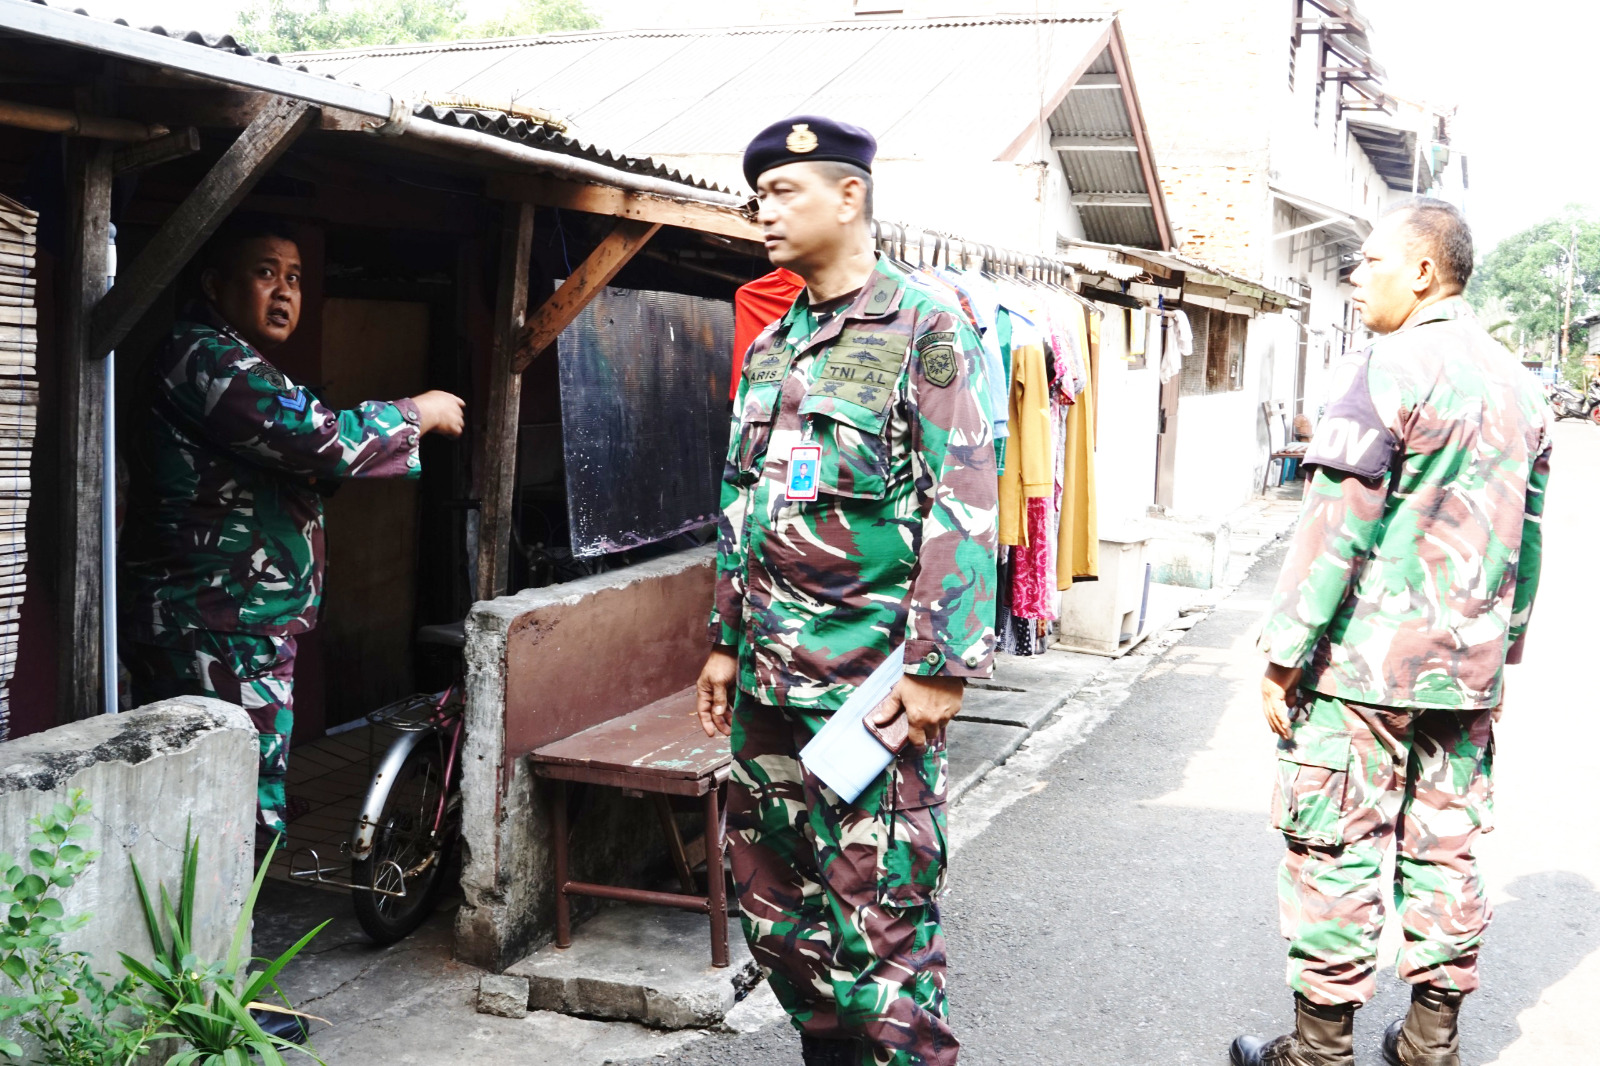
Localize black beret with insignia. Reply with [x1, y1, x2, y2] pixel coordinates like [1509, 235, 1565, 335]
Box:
[743, 115, 878, 189]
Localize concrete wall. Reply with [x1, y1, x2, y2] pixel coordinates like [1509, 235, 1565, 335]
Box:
[0, 698, 256, 1047]
[1167, 310, 1296, 519]
[456, 547, 717, 971]
[1091, 301, 1161, 535]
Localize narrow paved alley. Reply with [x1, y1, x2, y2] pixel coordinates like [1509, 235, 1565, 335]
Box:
[634, 420, 1599, 1066]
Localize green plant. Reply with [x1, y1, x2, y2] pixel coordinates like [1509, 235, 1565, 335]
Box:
[0, 791, 172, 1065]
[124, 833, 330, 1066]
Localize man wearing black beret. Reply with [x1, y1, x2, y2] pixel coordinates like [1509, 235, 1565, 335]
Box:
[696, 115, 999, 1066]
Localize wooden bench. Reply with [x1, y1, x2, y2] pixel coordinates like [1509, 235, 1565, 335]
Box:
[530, 688, 732, 966]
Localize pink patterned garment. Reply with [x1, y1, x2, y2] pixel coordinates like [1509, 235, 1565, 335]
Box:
[1010, 496, 1057, 620]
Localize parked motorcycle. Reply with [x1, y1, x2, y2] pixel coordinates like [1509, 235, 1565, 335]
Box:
[1550, 378, 1600, 424]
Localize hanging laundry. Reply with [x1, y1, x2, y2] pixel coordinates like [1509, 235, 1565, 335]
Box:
[996, 308, 1052, 548]
[1160, 307, 1192, 384]
[730, 268, 805, 401]
[1058, 304, 1100, 587]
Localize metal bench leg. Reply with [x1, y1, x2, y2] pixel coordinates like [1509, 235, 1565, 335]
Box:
[704, 782, 729, 968]
[553, 779, 571, 950]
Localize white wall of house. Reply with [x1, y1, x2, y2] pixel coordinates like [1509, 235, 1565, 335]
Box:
[1168, 310, 1296, 519]
[1091, 306, 1161, 533]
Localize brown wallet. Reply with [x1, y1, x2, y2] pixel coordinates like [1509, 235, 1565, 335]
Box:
[864, 708, 910, 755]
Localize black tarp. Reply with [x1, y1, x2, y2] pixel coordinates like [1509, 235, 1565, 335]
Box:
[557, 286, 734, 557]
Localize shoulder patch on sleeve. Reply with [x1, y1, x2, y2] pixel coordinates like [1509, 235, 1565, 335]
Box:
[1303, 355, 1399, 480]
[247, 361, 289, 391]
[919, 343, 958, 387]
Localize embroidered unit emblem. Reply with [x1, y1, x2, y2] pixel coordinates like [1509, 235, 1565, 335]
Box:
[920, 344, 957, 388]
[786, 124, 819, 154]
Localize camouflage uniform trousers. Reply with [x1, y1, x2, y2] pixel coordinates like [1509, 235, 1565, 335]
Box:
[728, 693, 957, 1066]
[124, 630, 298, 839]
[1274, 692, 1494, 1006]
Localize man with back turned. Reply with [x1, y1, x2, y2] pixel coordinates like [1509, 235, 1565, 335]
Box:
[695, 117, 998, 1066]
[1232, 199, 1553, 1066]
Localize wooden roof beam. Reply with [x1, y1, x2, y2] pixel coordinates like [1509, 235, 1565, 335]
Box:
[486, 173, 760, 244]
[513, 218, 661, 373]
[89, 95, 315, 359]
[1051, 135, 1138, 151]
[1072, 192, 1152, 207]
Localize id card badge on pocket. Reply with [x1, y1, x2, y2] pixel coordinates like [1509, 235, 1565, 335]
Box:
[786, 443, 821, 502]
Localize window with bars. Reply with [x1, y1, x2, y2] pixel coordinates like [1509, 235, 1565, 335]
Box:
[1180, 305, 1248, 396]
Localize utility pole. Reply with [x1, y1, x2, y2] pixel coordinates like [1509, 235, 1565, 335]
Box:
[1560, 223, 1579, 366]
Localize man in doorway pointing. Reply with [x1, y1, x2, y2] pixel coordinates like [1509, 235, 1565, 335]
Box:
[120, 215, 465, 849]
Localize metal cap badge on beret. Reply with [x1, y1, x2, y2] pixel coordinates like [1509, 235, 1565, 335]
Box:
[742, 115, 877, 189]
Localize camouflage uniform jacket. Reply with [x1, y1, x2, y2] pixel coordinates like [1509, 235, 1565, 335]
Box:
[121, 304, 422, 639]
[1259, 297, 1553, 709]
[711, 256, 999, 711]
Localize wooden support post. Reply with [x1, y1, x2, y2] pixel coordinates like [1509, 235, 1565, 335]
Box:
[473, 202, 535, 604]
[59, 138, 113, 722]
[89, 96, 315, 360]
[513, 219, 661, 373]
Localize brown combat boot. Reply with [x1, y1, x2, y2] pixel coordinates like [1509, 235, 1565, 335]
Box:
[1230, 994, 1356, 1066]
[1382, 985, 1463, 1066]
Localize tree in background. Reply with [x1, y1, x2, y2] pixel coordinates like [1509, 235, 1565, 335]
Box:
[1467, 206, 1600, 385]
[470, 0, 599, 37]
[234, 0, 599, 53]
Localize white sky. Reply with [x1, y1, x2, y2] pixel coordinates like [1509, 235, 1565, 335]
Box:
[70, 0, 1590, 250]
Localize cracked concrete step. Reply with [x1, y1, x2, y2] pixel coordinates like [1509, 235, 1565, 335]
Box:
[505, 906, 759, 1030]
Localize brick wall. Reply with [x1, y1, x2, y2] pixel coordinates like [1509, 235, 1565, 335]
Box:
[1158, 165, 1271, 278]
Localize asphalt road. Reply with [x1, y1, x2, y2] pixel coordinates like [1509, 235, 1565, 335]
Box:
[627, 419, 1600, 1066]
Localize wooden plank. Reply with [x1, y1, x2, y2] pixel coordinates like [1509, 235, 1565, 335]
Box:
[512, 218, 661, 373]
[486, 173, 760, 244]
[473, 201, 534, 604]
[89, 96, 315, 359]
[113, 127, 200, 174]
[1071, 193, 1152, 207]
[1049, 135, 1138, 151]
[57, 138, 112, 723]
[530, 689, 729, 780]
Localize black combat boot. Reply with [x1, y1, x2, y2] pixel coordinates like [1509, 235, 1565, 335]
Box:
[800, 1033, 861, 1066]
[1382, 984, 1463, 1066]
[1230, 994, 1356, 1066]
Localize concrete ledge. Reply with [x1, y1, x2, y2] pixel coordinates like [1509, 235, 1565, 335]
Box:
[1144, 512, 1232, 590]
[507, 906, 758, 1029]
[0, 698, 257, 1054]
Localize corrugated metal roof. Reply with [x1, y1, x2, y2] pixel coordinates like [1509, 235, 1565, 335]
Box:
[10, 0, 729, 192]
[292, 16, 1115, 162]
[286, 13, 1173, 247]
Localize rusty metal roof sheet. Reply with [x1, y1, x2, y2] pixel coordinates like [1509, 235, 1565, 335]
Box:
[4, 0, 729, 191]
[291, 16, 1116, 162]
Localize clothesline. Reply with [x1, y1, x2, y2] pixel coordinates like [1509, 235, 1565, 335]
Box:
[869, 220, 1104, 316]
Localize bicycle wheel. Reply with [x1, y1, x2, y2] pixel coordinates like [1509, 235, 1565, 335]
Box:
[352, 737, 458, 945]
